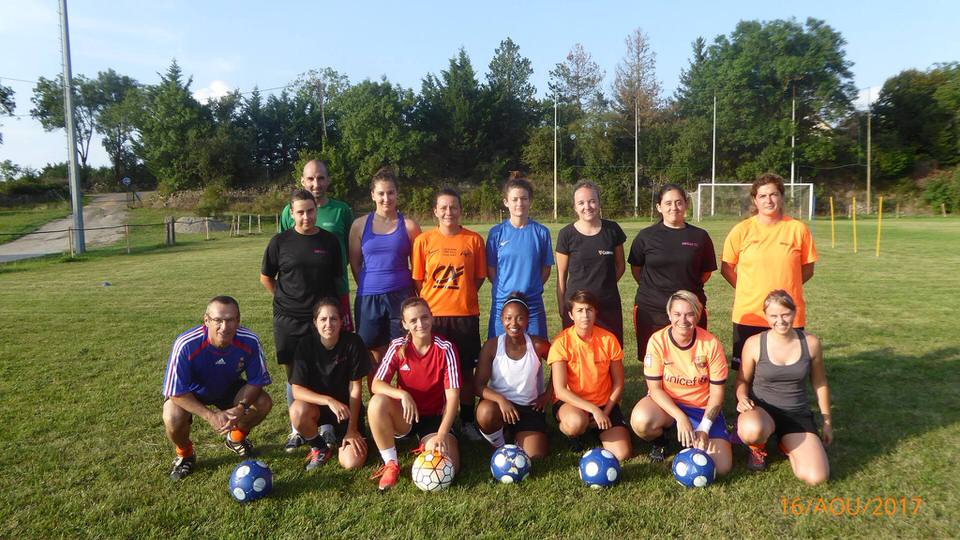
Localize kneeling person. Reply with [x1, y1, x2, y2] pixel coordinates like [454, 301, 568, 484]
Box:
[162, 296, 273, 480]
[475, 293, 552, 459]
[367, 297, 461, 491]
[290, 298, 371, 471]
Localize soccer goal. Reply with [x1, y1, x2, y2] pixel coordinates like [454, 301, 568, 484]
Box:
[692, 182, 815, 222]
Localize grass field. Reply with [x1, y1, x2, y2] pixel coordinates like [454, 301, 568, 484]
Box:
[0, 201, 74, 245]
[0, 212, 958, 538]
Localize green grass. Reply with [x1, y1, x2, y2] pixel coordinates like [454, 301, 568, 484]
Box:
[0, 201, 74, 245]
[0, 214, 957, 538]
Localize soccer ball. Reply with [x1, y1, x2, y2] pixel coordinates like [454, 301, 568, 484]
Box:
[411, 450, 455, 492]
[672, 448, 716, 488]
[578, 448, 621, 489]
[229, 460, 272, 502]
[490, 444, 531, 484]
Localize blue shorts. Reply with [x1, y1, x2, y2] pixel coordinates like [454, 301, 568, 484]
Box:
[488, 297, 548, 339]
[674, 403, 729, 440]
[355, 288, 413, 348]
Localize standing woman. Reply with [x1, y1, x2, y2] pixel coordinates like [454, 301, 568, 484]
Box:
[721, 173, 818, 370]
[411, 188, 486, 441]
[555, 181, 627, 344]
[735, 290, 832, 485]
[260, 190, 343, 451]
[486, 173, 554, 339]
[348, 166, 421, 374]
[629, 184, 716, 362]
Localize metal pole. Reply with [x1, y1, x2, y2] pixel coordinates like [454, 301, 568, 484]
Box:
[875, 196, 883, 257]
[553, 98, 558, 221]
[790, 88, 796, 199]
[634, 95, 639, 217]
[711, 93, 716, 217]
[866, 88, 872, 215]
[125, 224, 130, 254]
[60, 0, 84, 253]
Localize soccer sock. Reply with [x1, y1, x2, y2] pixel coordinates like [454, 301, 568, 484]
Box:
[319, 424, 335, 437]
[176, 443, 193, 458]
[305, 434, 327, 450]
[229, 429, 248, 442]
[380, 447, 398, 464]
[481, 427, 505, 448]
[460, 401, 476, 423]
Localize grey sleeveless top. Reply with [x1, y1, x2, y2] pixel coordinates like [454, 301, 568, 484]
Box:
[749, 330, 811, 412]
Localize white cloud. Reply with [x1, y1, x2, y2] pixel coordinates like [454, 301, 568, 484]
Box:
[854, 86, 882, 111]
[192, 80, 233, 103]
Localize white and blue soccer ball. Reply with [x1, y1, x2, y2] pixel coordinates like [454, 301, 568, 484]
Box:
[490, 444, 531, 484]
[229, 460, 272, 502]
[578, 448, 621, 489]
[672, 448, 716, 488]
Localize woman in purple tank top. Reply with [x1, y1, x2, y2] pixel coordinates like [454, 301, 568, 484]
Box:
[348, 167, 422, 379]
[734, 290, 833, 485]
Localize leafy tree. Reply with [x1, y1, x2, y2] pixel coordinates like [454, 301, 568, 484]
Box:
[549, 43, 605, 115]
[93, 69, 140, 181]
[0, 83, 13, 145]
[31, 74, 100, 174]
[483, 38, 538, 176]
[612, 28, 661, 125]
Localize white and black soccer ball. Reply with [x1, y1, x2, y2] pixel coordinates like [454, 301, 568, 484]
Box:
[229, 460, 272, 502]
[672, 448, 716, 488]
[490, 444, 531, 484]
[411, 450, 456, 492]
[578, 448, 621, 489]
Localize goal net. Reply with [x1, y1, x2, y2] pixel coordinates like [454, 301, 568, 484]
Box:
[692, 183, 814, 222]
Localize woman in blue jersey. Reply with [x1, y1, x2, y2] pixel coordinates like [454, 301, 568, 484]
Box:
[486, 172, 554, 339]
[348, 166, 422, 374]
[474, 293, 552, 458]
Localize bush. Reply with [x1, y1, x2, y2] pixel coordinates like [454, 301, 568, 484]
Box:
[922, 167, 960, 213]
[196, 182, 229, 217]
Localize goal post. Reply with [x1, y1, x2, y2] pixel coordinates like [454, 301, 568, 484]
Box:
[693, 182, 815, 222]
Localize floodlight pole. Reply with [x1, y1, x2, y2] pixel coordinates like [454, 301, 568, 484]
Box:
[60, 0, 84, 253]
[711, 93, 717, 216]
[634, 95, 639, 217]
[866, 88, 872, 215]
[790, 87, 796, 199]
[553, 97, 558, 221]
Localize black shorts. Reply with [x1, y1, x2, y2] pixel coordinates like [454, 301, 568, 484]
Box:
[752, 397, 818, 438]
[166, 379, 245, 415]
[552, 401, 627, 432]
[731, 323, 803, 370]
[273, 314, 313, 365]
[562, 300, 624, 345]
[504, 404, 548, 435]
[397, 414, 444, 441]
[433, 316, 481, 370]
[316, 406, 366, 443]
[634, 305, 707, 362]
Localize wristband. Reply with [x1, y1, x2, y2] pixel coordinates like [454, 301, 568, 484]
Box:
[695, 417, 713, 433]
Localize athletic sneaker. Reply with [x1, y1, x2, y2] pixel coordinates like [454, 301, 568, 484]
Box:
[169, 454, 196, 480]
[284, 432, 305, 453]
[225, 436, 255, 457]
[304, 446, 334, 471]
[648, 434, 669, 463]
[321, 429, 338, 449]
[566, 435, 584, 454]
[370, 461, 400, 491]
[461, 422, 483, 442]
[747, 445, 768, 471]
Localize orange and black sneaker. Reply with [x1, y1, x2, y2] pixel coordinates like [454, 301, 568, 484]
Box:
[370, 461, 400, 491]
[747, 444, 768, 471]
[304, 445, 334, 471]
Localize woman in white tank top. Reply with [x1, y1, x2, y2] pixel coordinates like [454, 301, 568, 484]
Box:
[474, 294, 552, 459]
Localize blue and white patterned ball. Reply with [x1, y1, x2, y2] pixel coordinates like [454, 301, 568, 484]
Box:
[578, 448, 621, 489]
[672, 448, 715, 488]
[229, 460, 273, 502]
[490, 444, 531, 484]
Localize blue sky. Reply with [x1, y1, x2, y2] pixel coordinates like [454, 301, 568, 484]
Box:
[1, 0, 957, 170]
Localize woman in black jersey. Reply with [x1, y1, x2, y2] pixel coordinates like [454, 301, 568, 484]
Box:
[260, 189, 343, 451]
[735, 290, 832, 485]
[628, 184, 716, 362]
[555, 181, 627, 344]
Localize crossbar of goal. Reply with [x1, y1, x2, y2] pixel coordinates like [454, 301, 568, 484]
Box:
[694, 182, 814, 222]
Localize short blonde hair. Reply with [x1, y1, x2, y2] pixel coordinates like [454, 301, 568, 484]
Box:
[763, 289, 796, 313]
[666, 290, 703, 321]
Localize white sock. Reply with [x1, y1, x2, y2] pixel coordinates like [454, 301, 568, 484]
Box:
[481, 427, 506, 448]
[380, 447, 398, 464]
[319, 424, 334, 437]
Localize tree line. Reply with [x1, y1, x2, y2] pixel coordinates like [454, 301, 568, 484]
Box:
[3, 17, 959, 215]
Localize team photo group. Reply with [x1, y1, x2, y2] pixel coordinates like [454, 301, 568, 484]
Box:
[161, 159, 832, 492]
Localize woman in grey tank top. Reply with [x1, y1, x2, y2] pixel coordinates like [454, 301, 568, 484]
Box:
[734, 290, 833, 485]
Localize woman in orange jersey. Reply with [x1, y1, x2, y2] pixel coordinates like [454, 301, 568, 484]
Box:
[548, 290, 632, 462]
[735, 290, 832, 485]
[630, 290, 731, 474]
[721, 173, 817, 371]
[411, 187, 486, 442]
